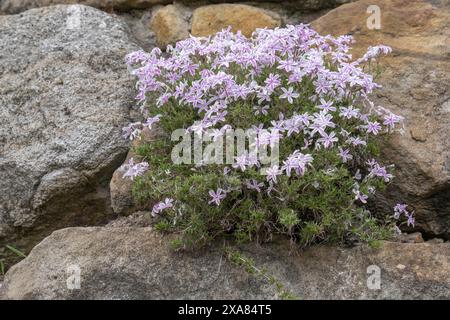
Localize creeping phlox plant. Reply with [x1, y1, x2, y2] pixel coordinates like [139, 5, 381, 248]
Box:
[123, 25, 413, 248]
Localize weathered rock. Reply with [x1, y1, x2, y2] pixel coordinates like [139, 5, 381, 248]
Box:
[110, 127, 161, 215]
[250, 3, 331, 26]
[118, 9, 157, 51]
[110, 162, 137, 216]
[0, 0, 355, 15]
[1, 227, 449, 299]
[179, 0, 353, 12]
[106, 211, 152, 227]
[0, 5, 141, 254]
[0, 0, 171, 14]
[110, 167, 136, 216]
[397, 232, 424, 244]
[312, 0, 450, 238]
[275, 0, 354, 11]
[427, 238, 445, 244]
[150, 4, 190, 48]
[191, 4, 281, 37]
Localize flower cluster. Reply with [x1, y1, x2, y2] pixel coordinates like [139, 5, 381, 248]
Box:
[122, 115, 161, 140]
[394, 204, 415, 227]
[124, 25, 410, 247]
[151, 198, 174, 216]
[122, 158, 149, 180]
[208, 188, 227, 206]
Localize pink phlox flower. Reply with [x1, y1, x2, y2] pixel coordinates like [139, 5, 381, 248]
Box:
[264, 73, 281, 91]
[208, 188, 227, 206]
[253, 105, 269, 116]
[393, 204, 415, 227]
[347, 136, 367, 147]
[122, 158, 149, 180]
[280, 87, 300, 104]
[245, 179, 264, 193]
[318, 98, 336, 112]
[353, 189, 368, 204]
[366, 121, 382, 135]
[144, 114, 161, 130]
[152, 198, 174, 216]
[383, 113, 403, 129]
[122, 122, 142, 140]
[282, 150, 313, 177]
[339, 106, 359, 119]
[317, 131, 338, 148]
[338, 147, 353, 163]
[266, 165, 282, 183]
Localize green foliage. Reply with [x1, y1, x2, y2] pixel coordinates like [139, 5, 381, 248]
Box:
[0, 245, 27, 275]
[127, 31, 398, 251]
[226, 248, 299, 300]
[132, 117, 395, 248]
[132, 129, 395, 248]
[278, 209, 299, 230]
[5, 245, 26, 258]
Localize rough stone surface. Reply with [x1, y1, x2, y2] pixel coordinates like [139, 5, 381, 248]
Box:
[191, 4, 281, 37]
[248, 3, 331, 26]
[1, 227, 449, 299]
[110, 161, 137, 216]
[0, 5, 141, 254]
[118, 9, 157, 51]
[0, 1, 354, 15]
[150, 4, 190, 48]
[110, 127, 161, 215]
[398, 232, 424, 244]
[427, 238, 445, 244]
[312, 0, 450, 238]
[180, 0, 354, 12]
[106, 211, 152, 227]
[0, 0, 171, 14]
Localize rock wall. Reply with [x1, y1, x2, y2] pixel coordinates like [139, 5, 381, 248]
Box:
[1, 0, 449, 300]
[0, 0, 344, 265]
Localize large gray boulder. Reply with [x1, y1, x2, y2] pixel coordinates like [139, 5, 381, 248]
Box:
[0, 5, 141, 254]
[1, 226, 449, 299]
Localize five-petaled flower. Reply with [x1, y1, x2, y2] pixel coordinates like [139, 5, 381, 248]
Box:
[122, 158, 149, 180]
[208, 188, 227, 206]
[280, 87, 300, 104]
[152, 198, 174, 216]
